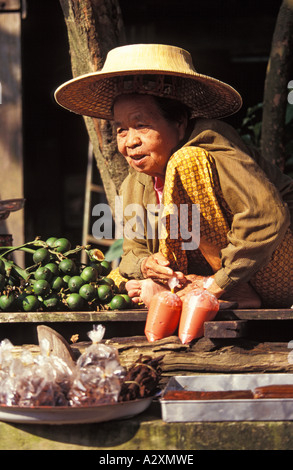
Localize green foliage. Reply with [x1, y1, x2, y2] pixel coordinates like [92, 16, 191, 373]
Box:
[238, 102, 293, 178]
[104, 238, 123, 262]
[238, 103, 263, 149]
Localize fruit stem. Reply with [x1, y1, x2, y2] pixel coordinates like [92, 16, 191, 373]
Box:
[63, 245, 89, 257]
[0, 239, 44, 258]
[3, 259, 30, 280]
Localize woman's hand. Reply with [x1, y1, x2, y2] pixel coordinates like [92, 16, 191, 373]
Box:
[140, 252, 186, 283]
[176, 274, 225, 299]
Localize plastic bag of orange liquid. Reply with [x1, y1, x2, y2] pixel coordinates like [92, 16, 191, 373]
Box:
[145, 278, 182, 342]
[178, 282, 219, 344]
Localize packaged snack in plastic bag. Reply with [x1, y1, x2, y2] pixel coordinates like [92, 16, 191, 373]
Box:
[0, 357, 23, 406]
[16, 339, 75, 407]
[0, 339, 14, 374]
[36, 339, 76, 397]
[0, 341, 35, 405]
[76, 324, 119, 369]
[145, 277, 182, 342]
[69, 325, 125, 406]
[178, 282, 219, 344]
[17, 367, 69, 407]
[0, 339, 74, 407]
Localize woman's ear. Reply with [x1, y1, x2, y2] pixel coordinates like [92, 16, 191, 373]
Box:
[177, 113, 188, 141]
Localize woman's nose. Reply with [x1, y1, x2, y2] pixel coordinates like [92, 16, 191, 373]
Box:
[126, 129, 141, 148]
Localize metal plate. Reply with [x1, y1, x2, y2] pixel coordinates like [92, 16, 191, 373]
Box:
[0, 198, 25, 213]
[160, 374, 293, 422]
[0, 397, 153, 425]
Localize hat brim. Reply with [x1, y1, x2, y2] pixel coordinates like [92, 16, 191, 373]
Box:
[55, 69, 242, 121]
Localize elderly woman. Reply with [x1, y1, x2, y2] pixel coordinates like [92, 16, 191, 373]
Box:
[55, 44, 293, 309]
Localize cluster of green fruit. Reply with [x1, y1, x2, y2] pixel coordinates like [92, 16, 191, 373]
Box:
[0, 237, 132, 313]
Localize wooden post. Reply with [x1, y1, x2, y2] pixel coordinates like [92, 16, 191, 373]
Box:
[0, 1, 24, 265]
[58, 0, 129, 212]
[261, 0, 293, 169]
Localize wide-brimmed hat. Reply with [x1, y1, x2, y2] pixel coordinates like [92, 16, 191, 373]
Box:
[55, 43, 242, 120]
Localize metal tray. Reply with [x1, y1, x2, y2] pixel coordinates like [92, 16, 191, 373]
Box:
[0, 198, 25, 213]
[0, 397, 153, 425]
[160, 374, 293, 422]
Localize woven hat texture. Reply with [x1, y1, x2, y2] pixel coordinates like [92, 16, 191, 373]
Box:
[55, 44, 242, 120]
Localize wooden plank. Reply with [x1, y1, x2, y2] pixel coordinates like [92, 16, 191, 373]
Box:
[11, 334, 293, 378]
[103, 335, 293, 377]
[204, 320, 248, 338]
[216, 309, 293, 321]
[0, 10, 24, 267]
[0, 1, 21, 11]
[0, 309, 148, 323]
[1, 308, 293, 324]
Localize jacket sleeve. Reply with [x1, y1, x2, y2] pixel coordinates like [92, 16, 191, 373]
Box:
[205, 138, 290, 289]
[187, 120, 291, 290]
[118, 172, 159, 279]
[215, 154, 290, 289]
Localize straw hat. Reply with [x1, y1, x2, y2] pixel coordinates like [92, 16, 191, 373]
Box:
[55, 43, 242, 120]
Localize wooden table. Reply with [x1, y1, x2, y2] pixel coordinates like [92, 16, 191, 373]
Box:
[1, 307, 293, 343]
[2, 308, 293, 450]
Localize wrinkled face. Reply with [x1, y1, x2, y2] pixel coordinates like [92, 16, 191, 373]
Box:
[113, 94, 187, 179]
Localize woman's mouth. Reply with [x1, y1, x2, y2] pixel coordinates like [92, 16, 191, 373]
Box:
[129, 154, 148, 167]
[130, 154, 146, 161]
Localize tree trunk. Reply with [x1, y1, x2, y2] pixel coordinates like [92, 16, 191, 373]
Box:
[58, 0, 129, 211]
[261, 0, 293, 169]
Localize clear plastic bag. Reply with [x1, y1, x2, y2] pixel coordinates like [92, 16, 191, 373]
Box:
[0, 325, 125, 407]
[145, 277, 182, 342]
[179, 287, 219, 343]
[0, 339, 75, 406]
[69, 325, 125, 406]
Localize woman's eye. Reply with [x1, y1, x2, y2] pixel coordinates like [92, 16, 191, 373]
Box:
[137, 123, 149, 130]
[116, 128, 127, 136]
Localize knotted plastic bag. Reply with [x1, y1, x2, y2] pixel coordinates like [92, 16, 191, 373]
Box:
[145, 277, 182, 342]
[17, 339, 75, 407]
[69, 324, 125, 406]
[178, 280, 219, 344]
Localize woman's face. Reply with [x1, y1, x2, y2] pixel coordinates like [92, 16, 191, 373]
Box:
[113, 94, 187, 179]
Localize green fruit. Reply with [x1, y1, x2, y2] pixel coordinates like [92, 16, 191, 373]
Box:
[21, 294, 40, 312]
[99, 276, 115, 287]
[90, 261, 102, 276]
[33, 279, 51, 297]
[97, 284, 113, 303]
[59, 258, 76, 275]
[88, 248, 105, 262]
[80, 266, 98, 283]
[62, 275, 71, 285]
[43, 293, 60, 310]
[45, 262, 59, 276]
[79, 283, 96, 301]
[66, 293, 84, 311]
[51, 276, 65, 291]
[109, 294, 127, 310]
[45, 237, 58, 248]
[34, 266, 52, 281]
[0, 293, 16, 311]
[33, 248, 50, 264]
[53, 238, 71, 253]
[100, 260, 111, 276]
[121, 294, 133, 308]
[68, 275, 85, 293]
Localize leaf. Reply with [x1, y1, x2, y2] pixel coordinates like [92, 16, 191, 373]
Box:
[105, 239, 123, 261]
[285, 103, 293, 125]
